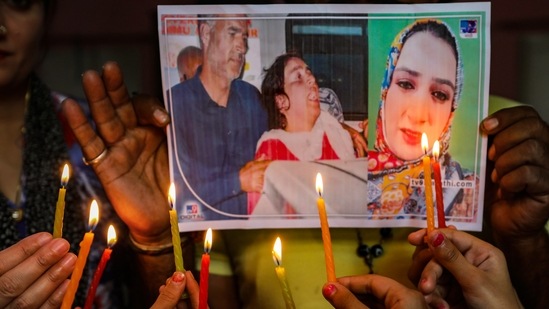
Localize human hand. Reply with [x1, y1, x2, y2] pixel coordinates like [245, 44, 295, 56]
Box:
[358, 118, 368, 140]
[239, 158, 271, 193]
[342, 123, 368, 157]
[322, 274, 428, 309]
[0, 233, 76, 308]
[62, 61, 172, 246]
[151, 271, 200, 309]
[480, 105, 549, 239]
[413, 228, 522, 309]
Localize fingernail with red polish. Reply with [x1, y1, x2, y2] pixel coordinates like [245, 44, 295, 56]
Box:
[432, 233, 444, 247]
[172, 271, 185, 283]
[322, 283, 337, 298]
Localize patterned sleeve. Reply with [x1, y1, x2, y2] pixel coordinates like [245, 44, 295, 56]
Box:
[318, 87, 344, 123]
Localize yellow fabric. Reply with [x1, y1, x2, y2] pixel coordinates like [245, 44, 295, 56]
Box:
[195, 95, 532, 308]
[488, 95, 523, 115]
[201, 228, 416, 309]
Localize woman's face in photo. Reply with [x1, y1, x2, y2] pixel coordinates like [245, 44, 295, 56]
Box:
[384, 31, 456, 160]
[279, 57, 320, 130]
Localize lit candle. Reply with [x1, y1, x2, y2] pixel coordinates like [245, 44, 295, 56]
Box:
[53, 163, 70, 238]
[272, 237, 296, 309]
[61, 200, 98, 309]
[421, 133, 435, 234]
[316, 173, 336, 282]
[83, 225, 117, 309]
[432, 140, 447, 228]
[168, 183, 185, 272]
[199, 228, 212, 309]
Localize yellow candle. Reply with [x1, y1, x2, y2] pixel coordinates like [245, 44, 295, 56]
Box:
[168, 183, 185, 272]
[421, 133, 435, 233]
[272, 237, 296, 309]
[61, 200, 99, 309]
[53, 164, 70, 238]
[316, 173, 336, 282]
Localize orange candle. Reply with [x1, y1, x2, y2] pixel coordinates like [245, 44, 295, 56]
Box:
[316, 173, 336, 282]
[168, 183, 185, 272]
[272, 237, 296, 309]
[421, 133, 435, 234]
[61, 200, 98, 309]
[53, 163, 70, 238]
[432, 140, 446, 228]
[84, 225, 117, 309]
[199, 228, 212, 309]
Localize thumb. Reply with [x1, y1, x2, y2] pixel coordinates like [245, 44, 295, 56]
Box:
[322, 282, 370, 309]
[150, 272, 187, 309]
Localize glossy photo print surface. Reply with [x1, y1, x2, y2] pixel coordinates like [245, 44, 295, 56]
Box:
[158, 3, 490, 232]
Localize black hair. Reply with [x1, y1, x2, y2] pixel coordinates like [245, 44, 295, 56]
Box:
[261, 51, 304, 130]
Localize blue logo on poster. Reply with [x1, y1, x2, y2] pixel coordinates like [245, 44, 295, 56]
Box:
[179, 200, 204, 220]
[460, 19, 478, 38]
[186, 203, 199, 214]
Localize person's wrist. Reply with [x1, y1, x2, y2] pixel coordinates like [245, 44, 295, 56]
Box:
[494, 228, 548, 253]
[128, 233, 174, 255]
[128, 229, 188, 256]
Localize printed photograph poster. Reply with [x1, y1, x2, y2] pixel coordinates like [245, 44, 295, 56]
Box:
[157, 3, 490, 232]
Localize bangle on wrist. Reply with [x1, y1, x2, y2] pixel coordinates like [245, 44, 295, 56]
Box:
[128, 234, 174, 255]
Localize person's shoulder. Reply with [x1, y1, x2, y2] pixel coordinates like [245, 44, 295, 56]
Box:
[170, 79, 195, 94]
[233, 79, 260, 94]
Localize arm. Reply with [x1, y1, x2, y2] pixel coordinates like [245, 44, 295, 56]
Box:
[61, 61, 179, 306]
[341, 122, 367, 158]
[480, 105, 549, 309]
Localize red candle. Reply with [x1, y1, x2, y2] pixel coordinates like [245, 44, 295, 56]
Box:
[84, 225, 117, 309]
[199, 228, 212, 309]
[432, 140, 447, 228]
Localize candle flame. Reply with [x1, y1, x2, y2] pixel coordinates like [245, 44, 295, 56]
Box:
[168, 183, 176, 209]
[421, 133, 429, 155]
[272, 237, 282, 266]
[315, 173, 323, 197]
[88, 200, 99, 232]
[61, 164, 70, 187]
[433, 140, 440, 161]
[204, 228, 212, 253]
[107, 225, 117, 247]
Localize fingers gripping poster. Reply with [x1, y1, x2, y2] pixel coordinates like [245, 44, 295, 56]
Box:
[158, 3, 490, 232]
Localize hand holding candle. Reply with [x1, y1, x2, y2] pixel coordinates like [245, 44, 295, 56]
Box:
[421, 133, 435, 234]
[272, 237, 296, 309]
[53, 163, 70, 238]
[61, 200, 98, 309]
[316, 173, 336, 282]
[83, 225, 117, 309]
[168, 183, 185, 272]
[432, 140, 447, 228]
[199, 228, 212, 309]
